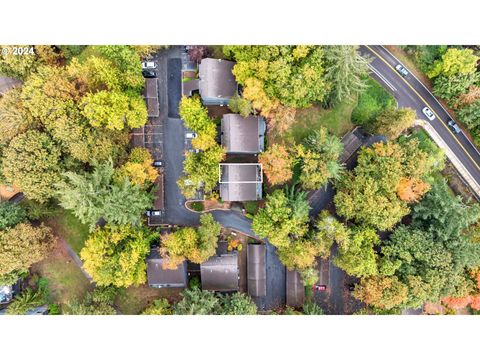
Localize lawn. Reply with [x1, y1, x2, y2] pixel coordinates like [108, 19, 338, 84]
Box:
[46, 208, 90, 255]
[276, 99, 356, 145]
[114, 285, 182, 315]
[351, 77, 396, 131]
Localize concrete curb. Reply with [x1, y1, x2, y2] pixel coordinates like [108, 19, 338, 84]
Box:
[415, 119, 480, 199]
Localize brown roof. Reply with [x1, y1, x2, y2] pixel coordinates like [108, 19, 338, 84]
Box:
[153, 173, 164, 210]
[200, 253, 239, 292]
[182, 78, 199, 97]
[286, 270, 305, 308]
[147, 248, 187, 288]
[219, 164, 263, 202]
[198, 58, 237, 105]
[221, 114, 265, 154]
[144, 78, 159, 117]
[247, 244, 266, 297]
[0, 77, 22, 95]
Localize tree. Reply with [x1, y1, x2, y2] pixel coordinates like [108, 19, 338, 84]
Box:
[0, 202, 26, 230]
[296, 128, 344, 190]
[432, 73, 479, 105]
[81, 91, 148, 130]
[0, 45, 39, 79]
[428, 48, 479, 79]
[0, 223, 55, 276]
[64, 287, 117, 315]
[303, 301, 324, 315]
[80, 225, 155, 287]
[228, 95, 254, 117]
[187, 46, 209, 63]
[457, 100, 480, 130]
[396, 177, 431, 203]
[313, 211, 350, 259]
[56, 160, 153, 231]
[277, 240, 318, 271]
[375, 107, 416, 140]
[6, 287, 45, 315]
[252, 188, 310, 248]
[0, 88, 33, 147]
[2, 130, 62, 203]
[115, 148, 158, 188]
[160, 214, 221, 268]
[174, 287, 220, 315]
[324, 45, 370, 105]
[223, 45, 330, 109]
[258, 144, 294, 186]
[334, 140, 434, 231]
[219, 292, 257, 315]
[333, 227, 379, 278]
[353, 275, 408, 310]
[141, 298, 174, 315]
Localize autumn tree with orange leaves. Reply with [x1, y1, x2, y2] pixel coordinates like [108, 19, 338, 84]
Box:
[258, 144, 294, 186]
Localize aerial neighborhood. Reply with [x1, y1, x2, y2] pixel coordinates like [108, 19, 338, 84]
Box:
[2, 44, 480, 315]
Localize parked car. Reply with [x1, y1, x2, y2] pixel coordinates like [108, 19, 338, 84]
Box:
[313, 284, 327, 292]
[188, 148, 201, 154]
[152, 160, 163, 168]
[142, 61, 157, 69]
[395, 64, 409, 77]
[448, 119, 462, 134]
[347, 283, 356, 292]
[145, 210, 162, 217]
[142, 69, 157, 78]
[185, 132, 197, 139]
[422, 107, 436, 121]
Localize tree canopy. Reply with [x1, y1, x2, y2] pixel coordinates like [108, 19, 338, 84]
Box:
[258, 144, 294, 186]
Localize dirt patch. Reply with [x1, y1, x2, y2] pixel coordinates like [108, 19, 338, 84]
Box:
[442, 161, 477, 202]
[114, 285, 182, 315]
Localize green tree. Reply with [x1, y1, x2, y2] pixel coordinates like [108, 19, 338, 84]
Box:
[252, 188, 310, 248]
[333, 227, 379, 278]
[64, 287, 117, 315]
[353, 275, 408, 310]
[6, 287, 45, 315]
[174, 287, 220, 315]
[228, 94, 254, 117]
[80, 225, 155, 287]
[56, 160, 153, 230]
[219, 292, 257, 315]
[0, 223, 55, 276]
[2, 130, 62, 203]
[0, 88, 33, 147]
[81, 91, 148, 131]
[141, 298, 174, 315]
[0, 45, 39, 79]
[160, 214, 221, 268]
[457, 100, 480, 130]
[428, 48, 479, 78]
[303, 301, 324, 315]
[0, 269, 28, 286]
[0, 202, 26, 230]
[433, 73, 479, 105]
[375, 107, 416, 140]
[115, 148, 158, 188]
[313, 210, 350, 259]
[324, 45, 370, 105]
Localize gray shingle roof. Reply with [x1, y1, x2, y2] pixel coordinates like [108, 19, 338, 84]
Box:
[198, 58, 237, 105]
[200, 253, 239, 292]
[147, 248, 187, 288]
[286, 270, 305, 308]
[219, 164, 263, 202]
[221, 114, 266, 154]
[247, 244, 266, 297]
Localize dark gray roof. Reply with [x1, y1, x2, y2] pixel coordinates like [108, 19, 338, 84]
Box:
[147, 248, 187, 288]
[247, 244, 266, 297]
[200, 253, 239, 292]
[144, 78, 159, 117]
[219, 164, 263, 202]
[198, 58, 237, 105]
[286, 270, 305, 308]
[221, 114, 266, 154]
[0, 77, 22, 95]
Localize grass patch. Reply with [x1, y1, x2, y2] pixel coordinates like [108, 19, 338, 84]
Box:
[243, 201, 259, 215]
[278, 99, 355, 145]
[190, 201, 205, 212]
[351, 77, 396, 131]
[114, 285, 182, 315]
[47, 208, 90, 255]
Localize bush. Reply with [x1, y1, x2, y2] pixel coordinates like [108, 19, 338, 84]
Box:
[190, 202, 204, 212]
[0, 202, 26, 230]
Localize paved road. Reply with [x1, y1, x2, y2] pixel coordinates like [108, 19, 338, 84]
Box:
[360, 45, 480, 195]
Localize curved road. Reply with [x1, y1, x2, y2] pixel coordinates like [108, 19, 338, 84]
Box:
[359, 45, 480, 194]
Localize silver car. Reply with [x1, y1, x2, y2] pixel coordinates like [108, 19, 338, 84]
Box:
[395, 64, 409, 77]
[422, 107, 436, 121]
[448, 119, 462, 134]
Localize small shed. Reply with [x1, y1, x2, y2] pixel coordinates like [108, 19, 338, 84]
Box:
[147, 248, 188, 288]
[286, 270, 305, 308]
[247, 244, 266, 297]
[201, 253, 239, 292]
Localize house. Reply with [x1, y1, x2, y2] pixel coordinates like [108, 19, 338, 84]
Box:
[286, 270, 305, 308]
[247, 244, 266, 297]
[221, 114, 266, 154]
[198, 58, 238, 106]
[219, 163, 263, 202]
[0, 76, 22, 96]
[200, 253, 239, 292]
[146, 247, 188, 288]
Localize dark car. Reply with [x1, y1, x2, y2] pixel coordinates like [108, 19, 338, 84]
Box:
[448, 119, 462, 134]
[347, 283, 356, 292]
[313, 284, 327, 292]
[152, 160, 163, 168]
[142, 69, 157, 78]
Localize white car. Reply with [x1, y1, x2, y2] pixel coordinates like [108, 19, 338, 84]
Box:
[422, 107, 436, 121]
[185, 132, 197, 139]
[142, 61, 157, 69]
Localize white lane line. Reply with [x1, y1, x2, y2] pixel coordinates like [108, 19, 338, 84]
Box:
[367, 64, 397, 92]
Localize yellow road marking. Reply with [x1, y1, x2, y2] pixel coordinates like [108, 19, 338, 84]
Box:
[365, 45, 480, 172]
